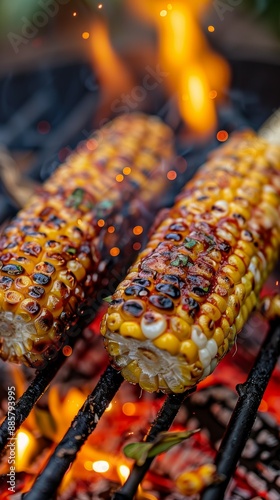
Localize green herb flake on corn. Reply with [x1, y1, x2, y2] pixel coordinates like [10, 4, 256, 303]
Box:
[102, 131, 280, 393]
[0, 114, 174, 367]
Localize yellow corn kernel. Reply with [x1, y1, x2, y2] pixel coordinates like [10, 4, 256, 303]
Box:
[234, 284, 246, 305]
[177, 305, 194, 325]
[46, 295, 63, 318]
[198, 315, 215, 338]
[153, 332, 181, 355]
[225, 306, 235, 326]
[200, 302, 221, 322]
[227, 324, 236, 343]
[222, 265, 241, 284]
[170, 316, 191, 340]
[180, 340, 199, 364]
[228, 254, 246, 276]
[206, 249, 222, 263]
[234, 249, 250, 267]
[241, 271, 254, 296]
[217, 274, 234, 292]
[235, 311, 245, 332]
[212, 327, 225, 347]
[108, 341, 121, 357]
[208, 293, 228, 313]
[220, 317, 231, 338]
[66, 260, 86, 281]
[237, 240, 256, 257]
[107, 313, 122, 332]
[218, 337, 229, 357]
[120, 321, 145, 340]
[122, 360, 141, 383]
[227, 294, 240, 316]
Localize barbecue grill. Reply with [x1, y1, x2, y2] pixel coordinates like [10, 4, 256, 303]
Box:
[0, 13, 280, 500]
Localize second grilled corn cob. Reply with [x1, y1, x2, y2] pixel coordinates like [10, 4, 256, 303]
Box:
[102, 131, 280, 393]
[0, 114, 174, 367]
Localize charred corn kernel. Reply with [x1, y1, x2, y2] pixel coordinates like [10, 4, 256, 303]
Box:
[198, 315, 215, 338]
[0, 113, 174, 366]
[180, 339, 199, 364]
[222, 265, 241, 284]
[120, 321, 145, 340]
[177, 305, 194, 325]
[66, 261, 86, 281]
[234, 248, 250, 267]
[153, 332, 180, 355]
[200, 303, 221, 322]
[103, 131, 280, 393]
[5, 291, 24, 306]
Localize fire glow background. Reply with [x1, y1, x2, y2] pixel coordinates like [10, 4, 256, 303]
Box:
[0, 1, 280, 499]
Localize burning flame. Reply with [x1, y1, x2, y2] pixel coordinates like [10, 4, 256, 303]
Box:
[89, 1, 229, 134]
[16, 430, 37, 472]
[126, 0, 230, 134]
[90, 19, 135, 118]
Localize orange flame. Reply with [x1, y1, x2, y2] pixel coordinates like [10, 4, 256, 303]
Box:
[126, 0, 230, 134]
[90, 19, 135, 118]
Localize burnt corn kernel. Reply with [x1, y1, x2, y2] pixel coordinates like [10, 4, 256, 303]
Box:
[0, 113, 174, 366]
[103, 131, 280, 394]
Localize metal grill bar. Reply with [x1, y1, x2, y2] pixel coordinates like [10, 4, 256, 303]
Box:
[202, 320, 280, 500]
[23, 365, 123, 500]
[113, 388, 196, 500]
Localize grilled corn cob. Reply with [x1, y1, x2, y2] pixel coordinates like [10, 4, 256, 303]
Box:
[102, 131, 280, 393]
[0, 114, 174, 367]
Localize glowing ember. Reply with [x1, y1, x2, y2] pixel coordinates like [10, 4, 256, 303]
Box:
[82, 31, 90, 40]
[110, 247, 120, 257]
[105, 402, 113, 412]
[209, 90, 218, 99]
[108, 226, 115, 233]
[116, 174, 124, 182]
[92, 460, 110, 473]
[118, 464, 130, 483]
[208, 25, 215, 32]
[133, 242, 141, 251]
[167, 170, 177, 180]
[122, 402, 136, 416]
[133, 226, 143, 236]
[123, 166, 131, 175]
[97, 219, 105, 227]
[62, 345, 72, 357]
[217, 129, 229, 142]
